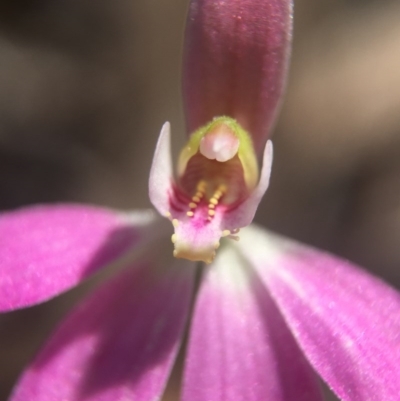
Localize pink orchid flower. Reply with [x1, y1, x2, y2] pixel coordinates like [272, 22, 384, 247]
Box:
[1, 1, 400, 401]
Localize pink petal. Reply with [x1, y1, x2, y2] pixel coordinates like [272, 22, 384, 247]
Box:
[10, 256, 195, 401]
[183, 0, 293, 150]
[181, 245, 323, 401]
[224, 140, 273, 230]
[238, 226, 400, 401]
[149, 122, 174, 217]
[0, 204, 154, 311]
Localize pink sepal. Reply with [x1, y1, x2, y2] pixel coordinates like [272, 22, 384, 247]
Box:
[183, 0, 293, 150]
[0, 204, 153, 310]
[10, 257, 195, 401]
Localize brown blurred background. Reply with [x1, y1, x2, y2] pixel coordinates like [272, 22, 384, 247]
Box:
[1, 0, 400, 399]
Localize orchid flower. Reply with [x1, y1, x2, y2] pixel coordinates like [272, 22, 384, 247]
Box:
[1, 1, 400, 401]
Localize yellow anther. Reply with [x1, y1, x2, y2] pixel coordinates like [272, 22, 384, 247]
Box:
[172, 219, 179, 227]
[192, 196, 201, 203]
[171, 234, 177, 243]
[165, 212, 171, 218]
[208, 204, 215, 209]
[189, 202, 197, 209]
[187, 211, 194, 217]
[210, 184, 226, 203]
[208, 209, 215, 217]
[222, 230, 231, 237]
[195, 191, 204, 198]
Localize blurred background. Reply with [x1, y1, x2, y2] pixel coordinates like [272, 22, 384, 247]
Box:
[1, 0, 400, 399]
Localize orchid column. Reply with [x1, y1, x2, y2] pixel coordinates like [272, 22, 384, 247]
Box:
[150, 0, 292, 263]
[184, 0, 292, 150]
